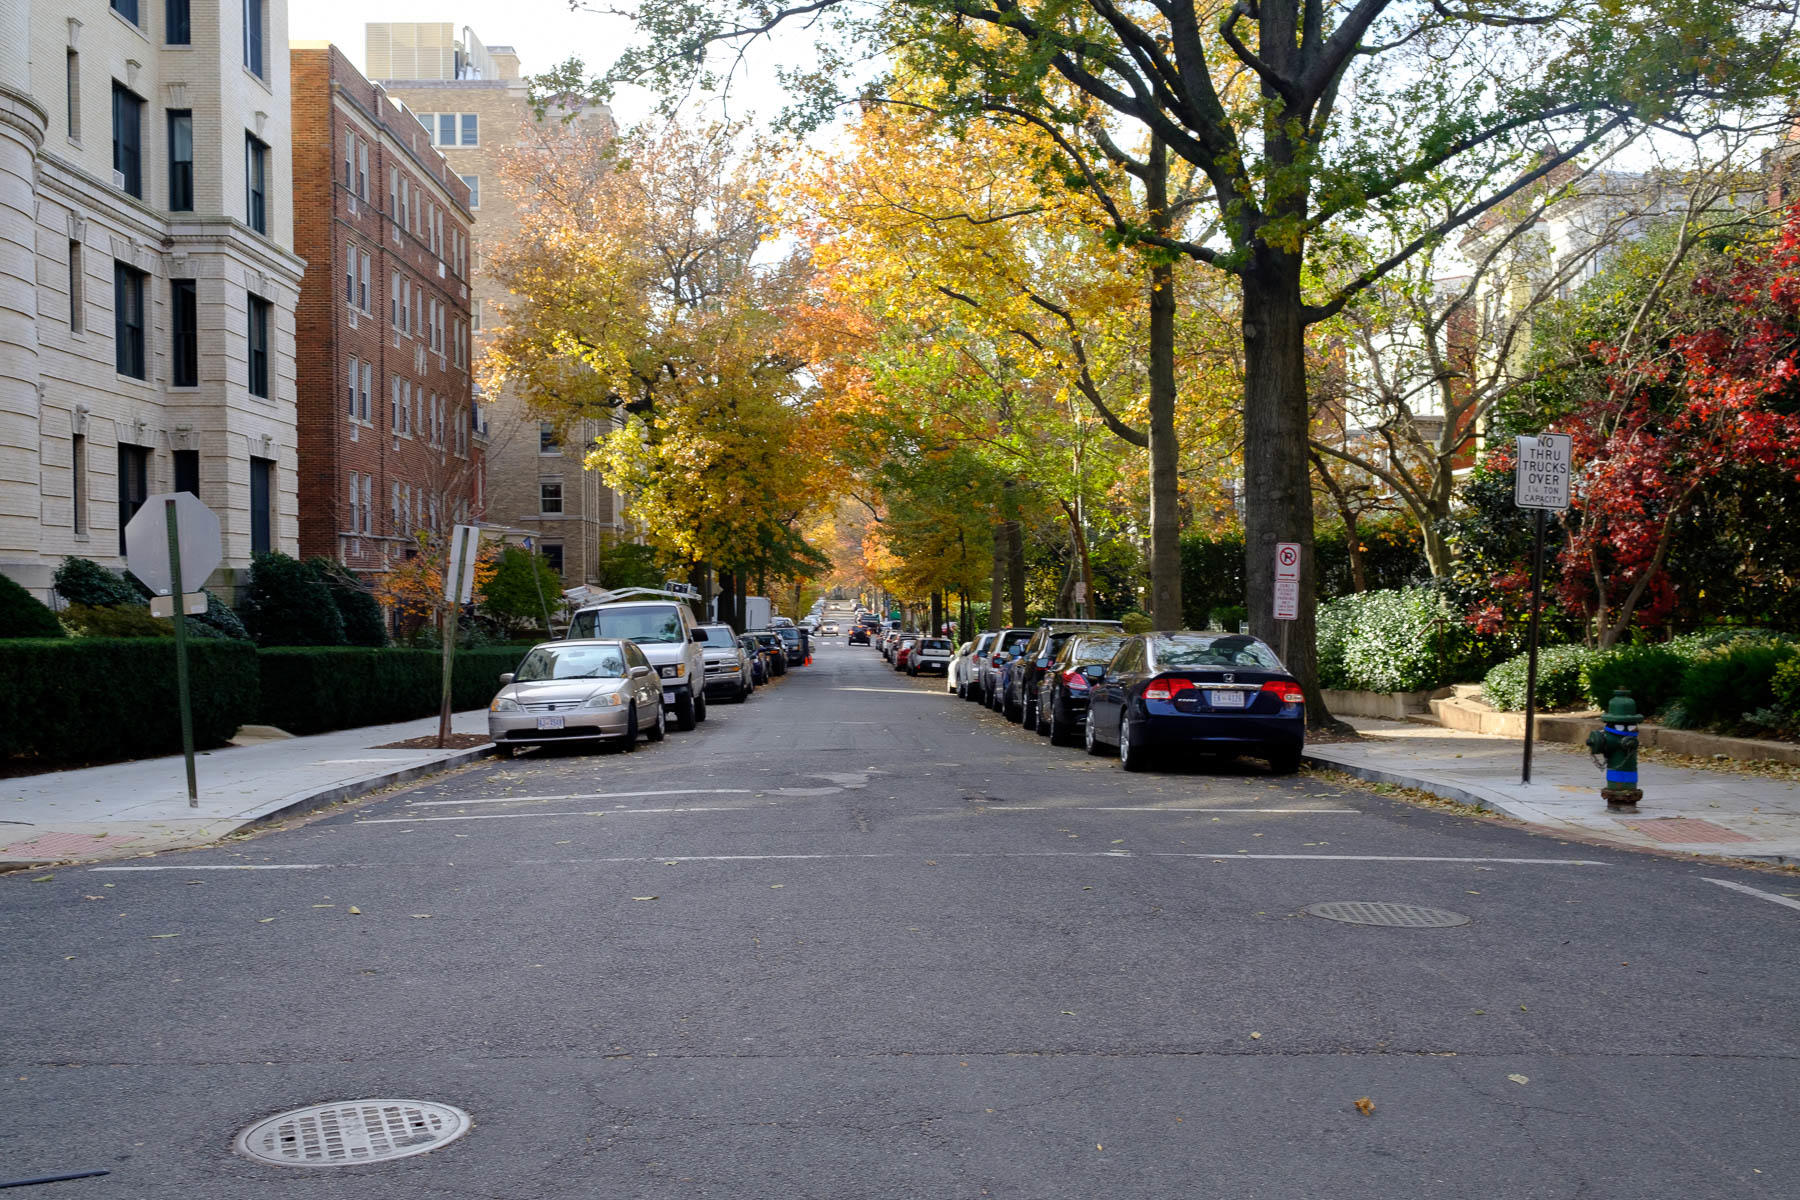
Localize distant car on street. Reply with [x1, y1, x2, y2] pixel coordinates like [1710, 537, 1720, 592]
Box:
[1035, 633, 1126, 746]
[847, 626, 871, 646]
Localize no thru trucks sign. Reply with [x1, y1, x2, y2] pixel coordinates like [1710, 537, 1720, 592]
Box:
[1514, 434, 1572, 511]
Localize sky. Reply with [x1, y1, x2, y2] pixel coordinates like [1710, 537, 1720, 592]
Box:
[289, 1, 815, 128]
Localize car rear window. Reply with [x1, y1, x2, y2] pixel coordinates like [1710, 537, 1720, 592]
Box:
[921, 639, 951, 650]
[570, 605, 685, 644]
[1000, 631, 1033, 651]
[698, 626, 738, 647]
[1152, 633, 1283, 670]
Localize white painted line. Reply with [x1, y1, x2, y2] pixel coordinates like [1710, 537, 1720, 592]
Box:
[990, 806, 1361, 814]
[1152, 853, 1607, 865]
[91, 864, 329, 872]
[831, 687, 940, 695]
[358, 806, 759, 825]
[405, 788, 752, 808]
[1703, 877, 1800, 912]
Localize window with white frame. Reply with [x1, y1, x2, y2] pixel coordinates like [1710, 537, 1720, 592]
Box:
[347, 356, 359, 418]
[348, 472, 361, 533]
[461, 174, 479, 209]
[390, 271, 400, 326]
[391, 375, 402, 432]
[539, 478, 563, 515]
[360, 361, 372, 421]
[358, 249, 370, 312]
[361, 474, 372, 533]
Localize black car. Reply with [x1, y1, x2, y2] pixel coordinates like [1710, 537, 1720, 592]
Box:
[1035, 633, 1127, 746]
[847, 626, 871, 646]
[774, 626, 805, 665]
[748, 630, 787, 676]
[1003, 620, 1126, 728]
[740, 633, 770, 684]
[1083, 632, 1305, 773]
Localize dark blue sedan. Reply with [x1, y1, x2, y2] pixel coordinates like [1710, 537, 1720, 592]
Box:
[1083, 632, 1305, 773]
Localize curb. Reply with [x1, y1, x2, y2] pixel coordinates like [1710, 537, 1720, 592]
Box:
[237, 742, 498, 832]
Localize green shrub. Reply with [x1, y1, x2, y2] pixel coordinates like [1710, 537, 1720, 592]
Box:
[0, 575, 67, 639]
[1483, 643, 1594, 711]
[1580, 643, 1689, 714]
[194, 591, 251, 640]
[1664, 642, 1798, 731]
[306, 558, 386, 647]
[1774, 658, 1800, 716]
[1118, 610, 1154, 635]
[0, 638, 257, 761]
[238, 552, 346, 647]
[60, 602, 171, 638]
[255, 646, 529, 735]
[1209, 604, 1248, 632]
[53, 557, 144, 607]
[481, 546, 561, 634]
[1317, 586, 1478, 693]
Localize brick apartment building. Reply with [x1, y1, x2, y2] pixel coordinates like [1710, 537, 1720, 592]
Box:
[369, 23, 620, 587]
[289, 43, 481, 576]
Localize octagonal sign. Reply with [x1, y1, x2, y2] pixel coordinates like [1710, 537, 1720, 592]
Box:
[124, 492, 222, 596]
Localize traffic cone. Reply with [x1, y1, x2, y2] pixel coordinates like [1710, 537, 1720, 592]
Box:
[805, 655, 812, 665]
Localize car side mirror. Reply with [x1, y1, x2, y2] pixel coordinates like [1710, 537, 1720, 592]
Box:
[498, 672, 515, 685]
[631, 665, 653, 678]
[691, 629, 708, 642]
[1083, 665, 1105, 679]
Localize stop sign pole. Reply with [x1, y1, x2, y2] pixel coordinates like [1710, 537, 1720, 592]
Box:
[163, 498, 198, 804]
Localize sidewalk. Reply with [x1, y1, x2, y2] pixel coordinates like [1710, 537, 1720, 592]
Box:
[1307, 718, 1800, 865]
[0, 711, 494, 867]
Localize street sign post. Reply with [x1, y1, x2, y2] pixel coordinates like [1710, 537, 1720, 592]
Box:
[1273, 542, 1301, 664]
[124, 493, 223, 805]
[438, 525, 482, 747]
[1514, 434, 1573, 785]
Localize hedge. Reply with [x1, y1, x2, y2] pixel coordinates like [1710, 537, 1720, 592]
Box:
[256, 645, 531, 735]
[1663, 641, 1797, 731]
[0, 638, 258, 761]
[1482, 643, 1594, 712]
[0, 575, 65, 639]
[1316, 586, 1482, 693]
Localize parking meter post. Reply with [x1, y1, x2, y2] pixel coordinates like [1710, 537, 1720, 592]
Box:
[164, 498, 198, 804]
[1520, 508, 1547, 785]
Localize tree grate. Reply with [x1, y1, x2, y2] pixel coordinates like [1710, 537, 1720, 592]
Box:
[1305, 901, 1471, 928]
[235, 1100, 470, 1167]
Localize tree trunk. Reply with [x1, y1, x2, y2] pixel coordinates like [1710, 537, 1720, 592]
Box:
[1310, 451, 1368, 593]
[989, 514, 1006, 631]
[718, 568, 740, 631]
[1145, 139, 1184, 631]
[931, 591, 943, 637]
[1243, 256, 1332, 726]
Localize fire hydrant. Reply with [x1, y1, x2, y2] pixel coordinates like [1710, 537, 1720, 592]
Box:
[1586, 688, 1644, 813]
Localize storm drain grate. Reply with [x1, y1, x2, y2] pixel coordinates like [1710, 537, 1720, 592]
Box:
[235, 1100, 470, 1167]
[1305, 901, 1470, 928]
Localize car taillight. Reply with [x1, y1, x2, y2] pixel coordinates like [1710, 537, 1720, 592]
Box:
[1062, 669, 1089, 692]
[1143, 676, 1197, 701]
[1261, 680, 1306, 705]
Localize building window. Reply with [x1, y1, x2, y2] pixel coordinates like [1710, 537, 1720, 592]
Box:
[249, 455, 272, 555]
[347, 356, 360, 419]
[358, 250, 370, 311]
[66, 51, 80, 142]
[112, 84, 143, 198]
[361, 361, 372, 422]
[541, 542, 564, 573]
[361, 474, 373, 534]
[243, 0, 265, 77]
[165, 0, 189, 44]
[539, 480, 563, 515]
[436, 114, 455, 146]
[460, 114, 478, 146]
[247, 294, 270, 398]
[357, 142, 368, 199]
[539, 422, 560, 454]
[174, 449, 199, 497]
[68, 240, 84, 332]
[117, 444, 149, 555]
[167, 109, 193, 211]
[111, 0, 139, 24]
[71, 434, 89, 536]
[348, 472, 362, 534]
[114, 262, 146, 379]
[244, 133, 267, 233]
[461, 174, 479, 209]
[171, 278, 197, 387]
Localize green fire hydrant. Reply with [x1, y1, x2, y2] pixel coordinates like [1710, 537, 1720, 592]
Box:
[1586, 688, 1644, 813]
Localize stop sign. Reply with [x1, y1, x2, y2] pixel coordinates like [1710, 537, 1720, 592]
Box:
[124, 492, 223, 596]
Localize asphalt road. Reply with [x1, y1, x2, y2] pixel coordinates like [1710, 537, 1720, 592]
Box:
[4, 630, 1797, 1198]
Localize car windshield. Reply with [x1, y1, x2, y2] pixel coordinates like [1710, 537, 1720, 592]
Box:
[572, 605, 685, 644]
[698, 626, 737, 647]
[1152, 633, 1283, 670]
[512, 645, 627, 682]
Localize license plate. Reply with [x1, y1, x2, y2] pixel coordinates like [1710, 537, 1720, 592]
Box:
[663, 690, 678, 705]
[536, 716, 565, 730]
[1208, 690, 1247, 708]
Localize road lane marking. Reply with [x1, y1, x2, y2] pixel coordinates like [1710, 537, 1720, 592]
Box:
[405, 788, 753, 808]
[1703, 877, 1800, 912]
[91, 864, 328, 872]
[989, 807, 1361, 814]
[358, 806, 757, 825]
[1150, 853, 1606, 865]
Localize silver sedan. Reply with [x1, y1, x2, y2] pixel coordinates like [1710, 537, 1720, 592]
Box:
[487, 639, 666, 755]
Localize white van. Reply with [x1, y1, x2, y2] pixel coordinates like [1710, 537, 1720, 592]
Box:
[566, 589, 709, 730]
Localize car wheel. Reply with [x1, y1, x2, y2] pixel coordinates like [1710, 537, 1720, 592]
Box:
[1120, 714, 1151, 772]
[493, 741, 515, 759]
[1266, 747, 1301, 775]
[695, 690, 708, 723]
[1036, 698, 1053, 737]
[1085, 710, 1108, 757]
[1049, 703, 1075, 747]
[1022, 696, 1037, 731]
[622, 703, 639, 752]
[674, 690, 697, 731]
[647, 702, 666, 742]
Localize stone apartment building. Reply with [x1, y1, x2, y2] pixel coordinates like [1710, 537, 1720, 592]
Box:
[289, 43, 480, 578]
[368, 22, 621, 587]
[0, 0, 305, 600]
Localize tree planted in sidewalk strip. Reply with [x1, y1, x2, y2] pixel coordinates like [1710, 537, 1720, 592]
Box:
[565, 0, 1800, 724]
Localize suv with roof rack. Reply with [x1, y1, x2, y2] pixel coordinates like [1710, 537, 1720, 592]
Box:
[566, 588, 710, 730]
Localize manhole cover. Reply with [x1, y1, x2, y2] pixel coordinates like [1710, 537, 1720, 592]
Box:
[235, 1100, 470, 1167]
[1305, 901, 1470, 928]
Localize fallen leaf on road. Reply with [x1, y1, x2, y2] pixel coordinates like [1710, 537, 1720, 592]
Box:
[30, 875, 52, 882]
[311, 904, 334, 908]
[1354, 1097, 1375, 1116]
[149, 933, 179, 939]
[1061, 1010, 1077, 1016]
[410, 914, 432, 918]
[348, 906, 362, 915]
[1250, 1032, 1262, 1040]
[1508, 1074, 1529, 1085]
[769, 884, 784, 889]
[258, 917, 276, 923]
[1111, 839, 1124, 845]
[83, 895, 101, 900]
[632, 896, 658, 902]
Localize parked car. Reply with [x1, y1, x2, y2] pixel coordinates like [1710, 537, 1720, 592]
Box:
[946, 641, 977, 694]
[894, 635, 919, 671]
[773, 625, 805, 666]
[1004, 620, 1126, 728]
[1035, 633, 1127, 746]
[748, 630, 787, 676]
[488, 639, 666, 755]
[566, 588, 709, 730]
[908, 636, 954, 676]
[958, 632, 999, 701]
[880, 629, 903, 662]
[740, 632, 770, 684]
[978, 628, 1035, 709]
[1083, 632, 1305, 773]
[696, 623, 754, 702]
[847, 626, 871, 646]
